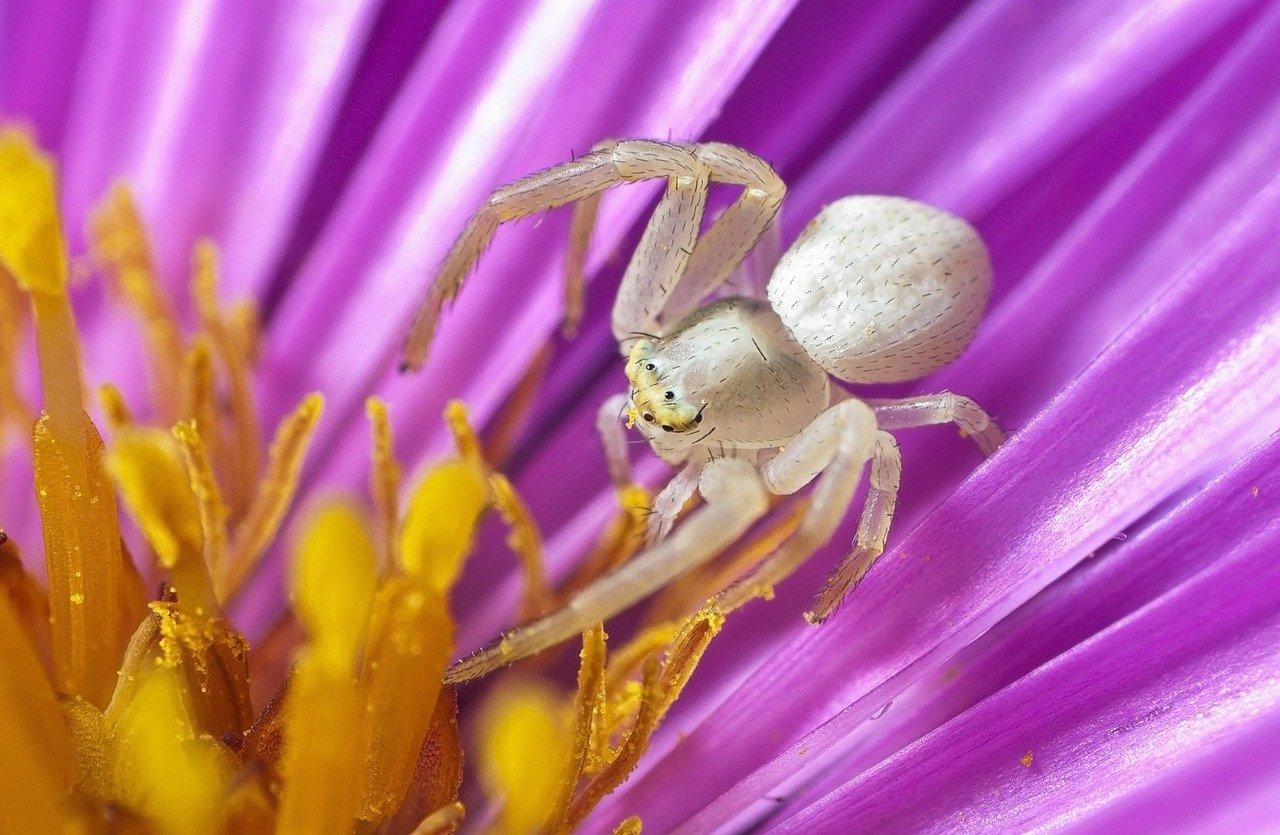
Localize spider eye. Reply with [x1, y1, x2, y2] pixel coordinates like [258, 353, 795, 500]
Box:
[664, 391, 675, 400]
[643, 413, 654, 422]
[662, 425, 674, 432]
[645, 363, 655, 371]
[695, 414, 703, 424]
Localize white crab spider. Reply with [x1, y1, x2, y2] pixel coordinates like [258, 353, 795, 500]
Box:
[401, 140, 1004, 683]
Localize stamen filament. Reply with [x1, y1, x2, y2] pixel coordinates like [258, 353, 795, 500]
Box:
[96, 383, 133, 431]
[366, 396, 402, 573]
[546, 624, 607, 832]
[193, 241, 262, 514]
[218, 393, 323, 600]
[89, 183, 184, 421]
[173, 420, 229, 576]
[490, 473, 556, 620]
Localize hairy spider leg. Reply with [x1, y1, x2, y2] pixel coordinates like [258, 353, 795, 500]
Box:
[402, 140, 785, 370]
[712, 399, 879, 615]
[445, 458, 768, 683]
[869, 391, 1005, 455]
[807, 430, 902, 623]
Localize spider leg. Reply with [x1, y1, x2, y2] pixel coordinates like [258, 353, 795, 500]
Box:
[403, 141, 788, 369]
[645, 461, 703, 545]
[445, 458, 767, 683]
[597, 392, 633, 488]
[807, 430, 901, 623]
[403, 140, 699, 369]
[611, 161, 709, 344]
[563, 140, 617, 337]
[713, 399, 882, 615]
[869, 391, 1005, 456]
[658, 143, 786, 325]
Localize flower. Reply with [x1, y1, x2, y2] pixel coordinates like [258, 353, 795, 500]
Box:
[3, 1, 1280, 832]
[0, 133, 721, 831]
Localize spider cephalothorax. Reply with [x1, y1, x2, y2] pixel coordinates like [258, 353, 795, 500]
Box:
[401, 139, 1005, 682]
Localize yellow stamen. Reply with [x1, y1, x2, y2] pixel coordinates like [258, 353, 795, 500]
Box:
[173, 420, 229, 577]
[33, 413, 138, 707]
[228, 298, 262, 366]
[220, 776, 277, 832]
[478, 679, 571, 835]
[366, 396, 402, 572]
[546, 624, 608, 832]
[218, 392, 323, 600]
[0, 130, 68, 296]
[0, 532, 52, 675]
[614, 817, 644, 835]
[108, 665, 238, 833]
[383, 686, 465, 831]
[398, 460, 488, 592]
[401, 687, 464, 824]
[565, 605, 725, 828]
[147, 599, 254, 742]
[96, 383, 133, 431]
[0, 270, 31, 443]
[61, 694, 109, 803]
[490, 473, 555, 620]
[290, 501, 376, 674]
[358, 577, 453, 821]
[278, 502, 376, 832]
[603, 622, 681, 696]
[89, 183, 184, 420]
[4, 134, 140, 705]
[444, 399, 486, 471]
[104, 428, 217, 617]
[193, 241, 262, 512]
[0, 593, 72, 831]
[180, 336, 220, 451]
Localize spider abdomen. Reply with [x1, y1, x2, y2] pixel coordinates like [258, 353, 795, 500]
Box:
[767, 195, 991, 384]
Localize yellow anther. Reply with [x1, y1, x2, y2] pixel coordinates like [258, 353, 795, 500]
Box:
[477, 679, 571, 835]
[398, 460, 488, 592]
[489, 473, 554, 620]
[0, 130, 67, 295]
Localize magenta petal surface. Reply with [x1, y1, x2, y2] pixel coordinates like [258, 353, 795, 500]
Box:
[4, 1, 1280, 828]
[597, 130, 1280, 834]
[772, 488, 1280, 834]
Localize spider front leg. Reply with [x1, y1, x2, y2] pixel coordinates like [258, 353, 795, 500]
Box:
[445, 458, 767, 683]
[714, 399, 890, 620]
[402, 140, 705, 370]
[645, 461, 703, 545]
[611, 164, 708, 344]
[597, 392, 634, 488]
[659, 143, 786, 325]
[807, 431, 901, 622]
[869, 391, 1005, 455]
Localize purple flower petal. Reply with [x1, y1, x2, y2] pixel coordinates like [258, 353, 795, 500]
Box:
[595, 148, 1280, 832]
[768, 472, 1280, 833]
[769, 428, 1280, 830]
